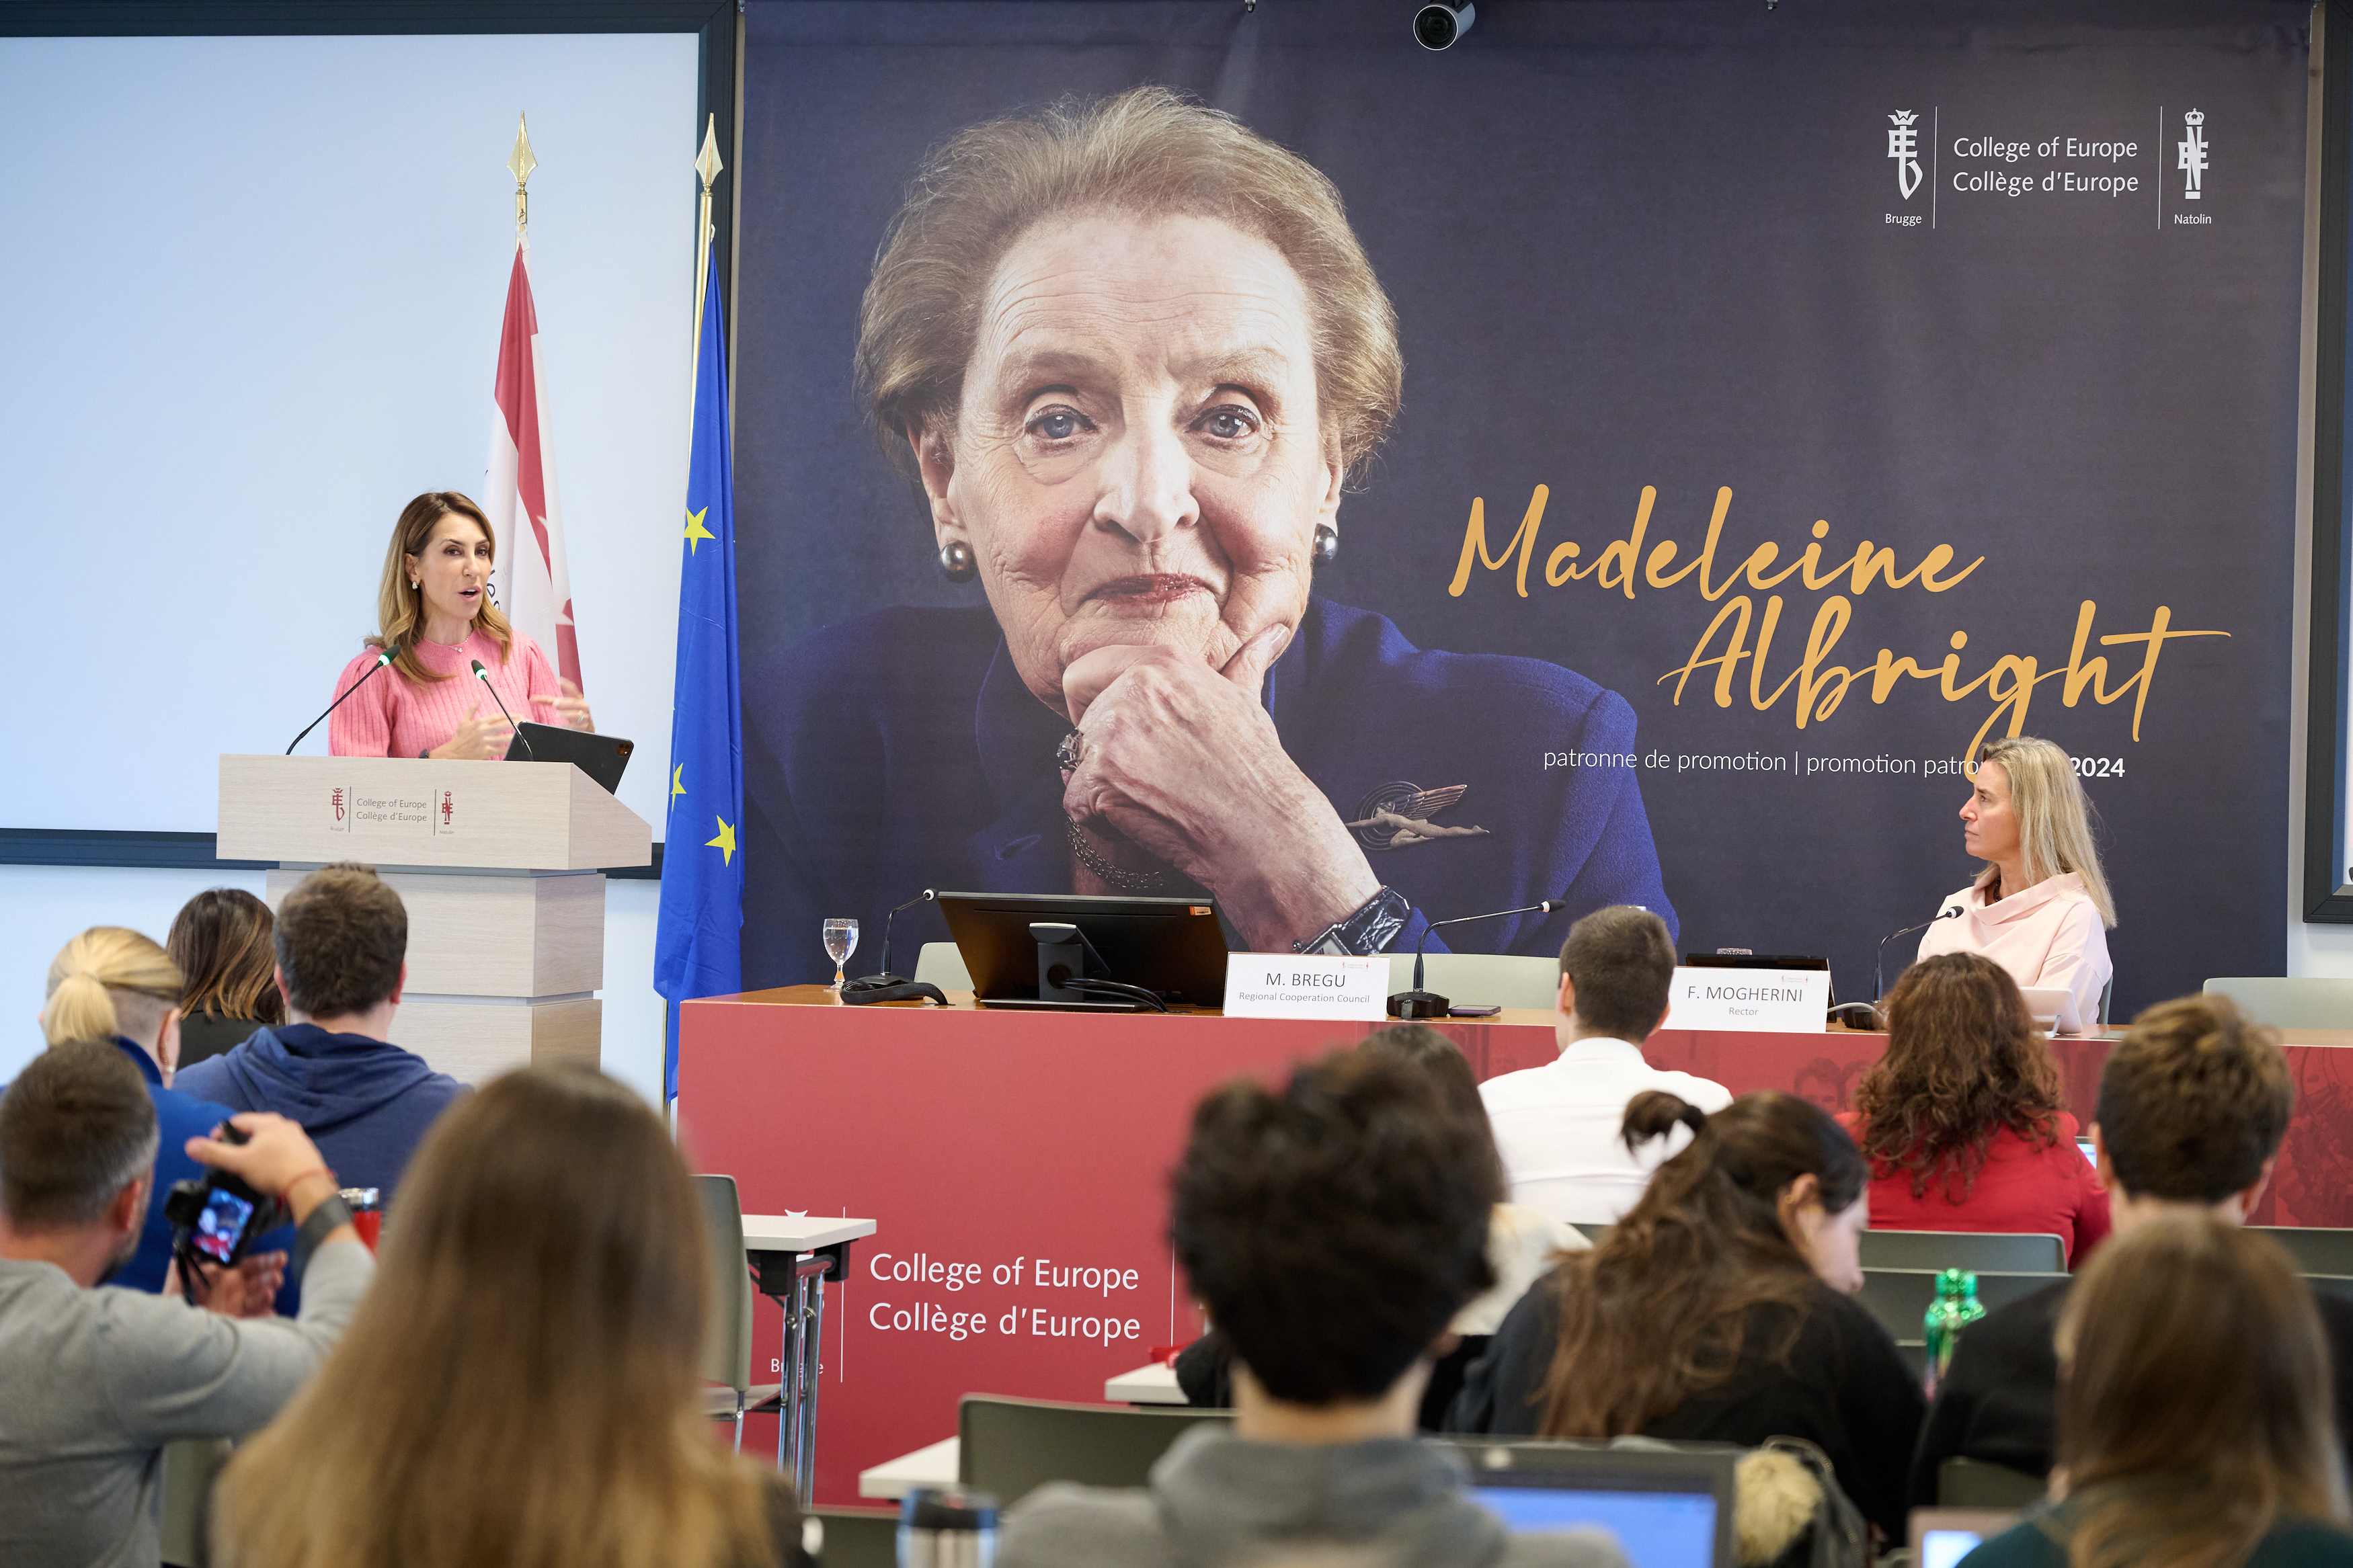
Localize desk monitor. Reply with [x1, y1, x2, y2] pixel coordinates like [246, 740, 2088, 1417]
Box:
[503, 723, 635, 794]
[1435, 1440, 1737, 1568]
[936, 893, 1230, 1011]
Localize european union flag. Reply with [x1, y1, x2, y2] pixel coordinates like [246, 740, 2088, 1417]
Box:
[654, 243, 742, 1102]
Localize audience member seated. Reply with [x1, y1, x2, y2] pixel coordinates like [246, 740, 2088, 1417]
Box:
[1911, 994, 2353, 1505]
[1176, 1024, 1587, 1428]
[36, 926, 281, 1299]
[176, 863, 464, 1219]
[1839, 952, 2109, 1264]
[213, 1065, 812, 1568]
[1479, 907, 1732, 1223]
[168, 886, 286, 1069]
[1448, 1091, 1924, 1549]
[1958, 1216, 2353, 1568]
[0, 1042, 371, 1568]
[1001, 1052, 1628, 1568]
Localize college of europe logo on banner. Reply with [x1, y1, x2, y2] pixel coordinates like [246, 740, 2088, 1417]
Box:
[1888, 110, 1924, 198]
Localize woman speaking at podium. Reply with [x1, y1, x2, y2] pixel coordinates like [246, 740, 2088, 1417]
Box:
[1915, 735, 2114, 1032]
[328, 492, 594, 759]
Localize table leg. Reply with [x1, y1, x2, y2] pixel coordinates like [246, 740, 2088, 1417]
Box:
[800, 1264, 828, 1501]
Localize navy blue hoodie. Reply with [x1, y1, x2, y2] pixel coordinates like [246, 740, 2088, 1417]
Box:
[176, 1024, 465, 1309]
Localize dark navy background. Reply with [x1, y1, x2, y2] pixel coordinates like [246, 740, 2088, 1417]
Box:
[730, 0, 2307, 1009]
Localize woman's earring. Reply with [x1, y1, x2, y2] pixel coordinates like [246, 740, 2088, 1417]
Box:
[1311, 524, 1339, 567]
[939, 540, 978, 583]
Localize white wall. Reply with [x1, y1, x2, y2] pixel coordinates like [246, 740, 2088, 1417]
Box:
[0, 32, 698, 1096]
[0, 32, 696, 838]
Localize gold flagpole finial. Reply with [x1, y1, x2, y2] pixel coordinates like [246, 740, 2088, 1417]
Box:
[692, 114, 723, 367]
[695, 114, 724, 194]
[508, 114, 538, 233]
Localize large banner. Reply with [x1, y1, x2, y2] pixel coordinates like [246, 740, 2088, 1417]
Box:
[733, 0, 2305, 1012]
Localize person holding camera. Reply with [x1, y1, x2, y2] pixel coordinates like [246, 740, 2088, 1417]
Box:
[0, 1042, 372, 1568]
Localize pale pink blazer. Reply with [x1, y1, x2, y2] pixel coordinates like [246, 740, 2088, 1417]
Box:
[1915, 872, 2112, 1032]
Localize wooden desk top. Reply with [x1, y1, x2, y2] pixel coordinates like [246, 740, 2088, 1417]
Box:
[711, 983, 1560, 1028]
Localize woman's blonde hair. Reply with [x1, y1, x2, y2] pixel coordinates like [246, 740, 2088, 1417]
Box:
[2052, 1216, 2348, 1568]
[44, 927, 182, 1046]
[367, 491, 512, 684]
[859, 85, 1402, 487]
[214, 1066, 779, 1568]
[1977, 735, 2116, 927]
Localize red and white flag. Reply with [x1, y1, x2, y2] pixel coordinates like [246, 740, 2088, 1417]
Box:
[484, 240, 582, 686]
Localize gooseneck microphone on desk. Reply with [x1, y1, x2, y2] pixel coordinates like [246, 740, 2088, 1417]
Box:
[471, 659, 535, 759]
[842, 891, 950, 1006]
[284, 648, 394, 753]
[1387, 897, 1568, 1019]
[1874, 907, 1964, 1003]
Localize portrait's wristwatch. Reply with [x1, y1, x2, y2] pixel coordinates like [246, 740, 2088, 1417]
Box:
[1293, 886, 1411, 956]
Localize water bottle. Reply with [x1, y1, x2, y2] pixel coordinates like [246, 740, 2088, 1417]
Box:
[1922, 1267, 1987, 1399]
[898, 1487, 998, 1568]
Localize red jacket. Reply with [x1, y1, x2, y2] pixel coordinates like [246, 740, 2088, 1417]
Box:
[1835, 1110, 2111, 1266]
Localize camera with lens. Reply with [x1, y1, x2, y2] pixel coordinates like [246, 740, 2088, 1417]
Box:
[163, 1121, 288, 1272]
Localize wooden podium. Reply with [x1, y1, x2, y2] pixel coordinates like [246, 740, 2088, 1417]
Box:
[217, 755, 652, 1083]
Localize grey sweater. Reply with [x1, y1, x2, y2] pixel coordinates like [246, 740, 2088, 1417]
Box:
[999, 1425, 1632, 1568]
[0, 1238, 374, 1568]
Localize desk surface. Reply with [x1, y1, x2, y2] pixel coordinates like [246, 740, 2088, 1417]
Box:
[742, 1214, 877, 1252]
[1106, 1361, 1185, 1405]
[701, 985, 2353, 1048]
[859, 1435, 959, 1500]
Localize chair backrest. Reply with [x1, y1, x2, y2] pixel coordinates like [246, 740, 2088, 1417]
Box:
[2251, 1227, 2353, 1276]
[1857, 1268, 2064, 1346]
[1383, 952, 1562, 1012]
[695, 1173, 754, 1394]
[957, 1395, 1233, 1507]
[2303, 1273, 2353, 1304]
[811, 1508, 900, 1568]
[916, 941, 973, 992]
[159, 1437, 232, 1568]
[1858, 1231, 2067, 1275]
[2200, 977, 2353, 1031]
[1938, 1456, 2047, 1508]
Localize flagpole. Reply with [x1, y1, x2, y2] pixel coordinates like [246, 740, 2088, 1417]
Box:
[508, 113, 536, 239]
[692, 115, 723, 396]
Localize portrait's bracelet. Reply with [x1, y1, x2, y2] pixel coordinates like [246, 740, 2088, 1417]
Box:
[1293, 886, 1410, 956]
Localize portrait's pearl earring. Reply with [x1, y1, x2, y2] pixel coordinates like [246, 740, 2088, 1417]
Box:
[1311, 524, 1339, 567]
[939, 540, 978, 583]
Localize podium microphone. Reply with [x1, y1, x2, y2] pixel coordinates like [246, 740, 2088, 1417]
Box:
[470, 659, 535, 760]
[284, 648, 394, 754]
[1388, 896, 1568, 1020]
[1874, 906, 1964, 1002]
[842, 891, 949, 1006]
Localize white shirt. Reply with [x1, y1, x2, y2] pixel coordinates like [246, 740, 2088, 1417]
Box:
[1914, 872, 2112, 1032]
[1478, 1038, 1736, 1225]
[1453, 1202, 1588, 1336]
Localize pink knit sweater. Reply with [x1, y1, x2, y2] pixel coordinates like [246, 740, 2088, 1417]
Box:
[327, 629, 565, 757]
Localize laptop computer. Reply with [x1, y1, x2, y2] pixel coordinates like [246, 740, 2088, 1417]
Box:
[503, 723, 635, 794]
[1909, 1506, 2020, 1568]
[2017, 986, 2085, 1036]
[1435, 1440, 1737, 1568]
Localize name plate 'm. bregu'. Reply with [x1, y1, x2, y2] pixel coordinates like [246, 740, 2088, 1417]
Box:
[1222, 954, 1390, 1021]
